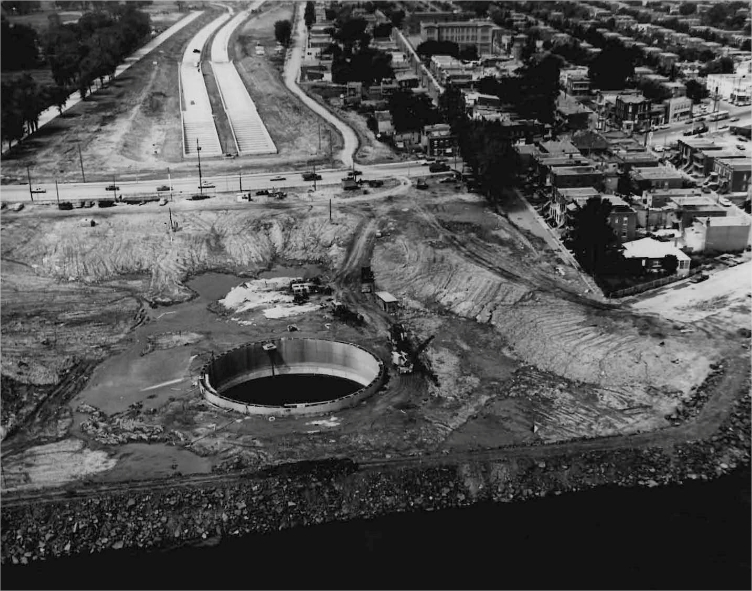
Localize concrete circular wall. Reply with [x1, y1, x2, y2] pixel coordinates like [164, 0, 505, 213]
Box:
[199, 338, 385, 417]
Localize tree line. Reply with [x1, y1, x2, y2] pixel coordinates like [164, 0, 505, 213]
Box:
[1, 3, 152, 150]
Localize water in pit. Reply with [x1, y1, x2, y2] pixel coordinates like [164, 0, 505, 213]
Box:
[258, 264, 324, 280]
[187, 272, 248, 301]
[222, 374, 361, 405]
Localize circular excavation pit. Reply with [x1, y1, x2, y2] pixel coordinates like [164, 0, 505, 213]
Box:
[199, 338, 386, 416]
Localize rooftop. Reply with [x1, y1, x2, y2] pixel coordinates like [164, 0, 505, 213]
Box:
[623, 237, 690, 261]
[631, 166, 684, 180]
[699, 215, 751, 227]
[538, 139, 580, 155]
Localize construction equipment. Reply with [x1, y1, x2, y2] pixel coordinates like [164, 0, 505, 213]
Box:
[388, 324, 434, 375]
[361, 266, 375, 293]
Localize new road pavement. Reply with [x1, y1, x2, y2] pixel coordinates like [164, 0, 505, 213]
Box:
[1, 11, 205, 156]
[180, 11, 231, 157]
[209, 1, 277, 156]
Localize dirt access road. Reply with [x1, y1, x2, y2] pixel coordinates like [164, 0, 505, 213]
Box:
[1, 175, 748, 494]
[283, 2, 357, 167]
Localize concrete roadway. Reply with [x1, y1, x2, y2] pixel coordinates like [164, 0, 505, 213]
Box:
[0, 11, 205, 157]
[0, 162, 444, 203]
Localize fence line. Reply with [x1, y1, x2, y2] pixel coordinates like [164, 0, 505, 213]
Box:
[605, 267, 701, 298]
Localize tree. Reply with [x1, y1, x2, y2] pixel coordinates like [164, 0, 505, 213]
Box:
[638, 79, 672, 102]
[373, 22, 392, 39]
[458, 44, 478, 62]
[47, 84, 70, 114]
[678, 2, 696, 15]
[589, 43, 636, 90]
[274, 19, 292, 47]
[438, 86, 466, 130]
[661, 254, 679, 275]
[685, 79, 709, 103]
[1, 20, 39, 71]
[304, 1, 315, 29]
[416, 39, 459, 60]
[566, 197, 623, 274]
[388, 88, 440, 132]
[388, 9, 405, 28]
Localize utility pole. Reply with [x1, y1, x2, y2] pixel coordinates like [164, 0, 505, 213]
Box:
[113, 174, 118, 200]
[55, 179, 60, 205]
[168, 167, 173, 202]
[26, 165, 33, 202]
[197, 139, 203, 196]
[313, 161, 317, 191]
[329, 198, 332, 222]
[318, 121, 321, 152]
[78, 143, 86, 183]
[239, 169, 243, 192]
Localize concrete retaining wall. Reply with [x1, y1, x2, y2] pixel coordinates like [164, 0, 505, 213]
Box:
[199, 338, 385, 416]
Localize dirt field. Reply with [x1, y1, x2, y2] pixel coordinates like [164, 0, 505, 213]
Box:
[230, 2, 342, 168]
[1, 3, 345, 182]
[2, 178, 748, 490]
[1, 10, 222, 183]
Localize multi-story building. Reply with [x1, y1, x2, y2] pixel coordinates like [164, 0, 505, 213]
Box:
[657, 52, 679, 69]
[615, 94, 651, 130]
[420, 20, 502, 55]
[684, 216, 752, 253]
[549, 166, 605, 190]
[554, 189, 637, 241]
[690, 148, 747, 179]
[630, 165, 684, 191]
[661, 81, 686, 98]
[705, 73, 752, 102]
[663, 96, 692, 123]
[421, 123, 455, 157]
[714, 158, 752, 193]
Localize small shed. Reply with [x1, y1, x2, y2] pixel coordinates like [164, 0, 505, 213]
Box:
[375, 291, 399, 314]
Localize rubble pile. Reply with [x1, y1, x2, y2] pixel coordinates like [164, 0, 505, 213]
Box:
[78, 403, 186, 446]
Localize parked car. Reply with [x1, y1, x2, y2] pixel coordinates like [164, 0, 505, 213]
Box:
[302, 172, 322, 181]
[105, 184, 119, 191]
[270, 176, 286, 181]
[737, 144, 746, 151]
[429, 162, 450, 173]
[730, 117, 740, 122]
[256, 188, 270, 195]
[198, 181, 215, 188]
[347, 170, 363, 178]
[31, 186, 46, 194]
[157, 185, 171, 192]
[719, 197, 732, 207]
[652, 145, 664, 153]
[690, 273, 709, 283]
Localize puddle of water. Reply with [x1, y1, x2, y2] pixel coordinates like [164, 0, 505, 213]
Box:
[187, 272, 248, 301]
[258, 264, 324, 280]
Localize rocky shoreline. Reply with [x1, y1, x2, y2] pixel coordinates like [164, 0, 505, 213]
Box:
[2, 381, 749, 567]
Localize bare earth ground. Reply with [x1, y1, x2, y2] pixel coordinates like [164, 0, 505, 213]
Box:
[1, 3, 339, 183]
[304, 89, 399, 165]
[0, 10, 221, 183]
[230, 2, 342, 168]
[2, 179, 749, 490]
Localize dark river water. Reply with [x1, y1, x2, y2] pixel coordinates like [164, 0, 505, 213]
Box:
[5, 468, 749, 590]
[222, 374, 361, 405]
